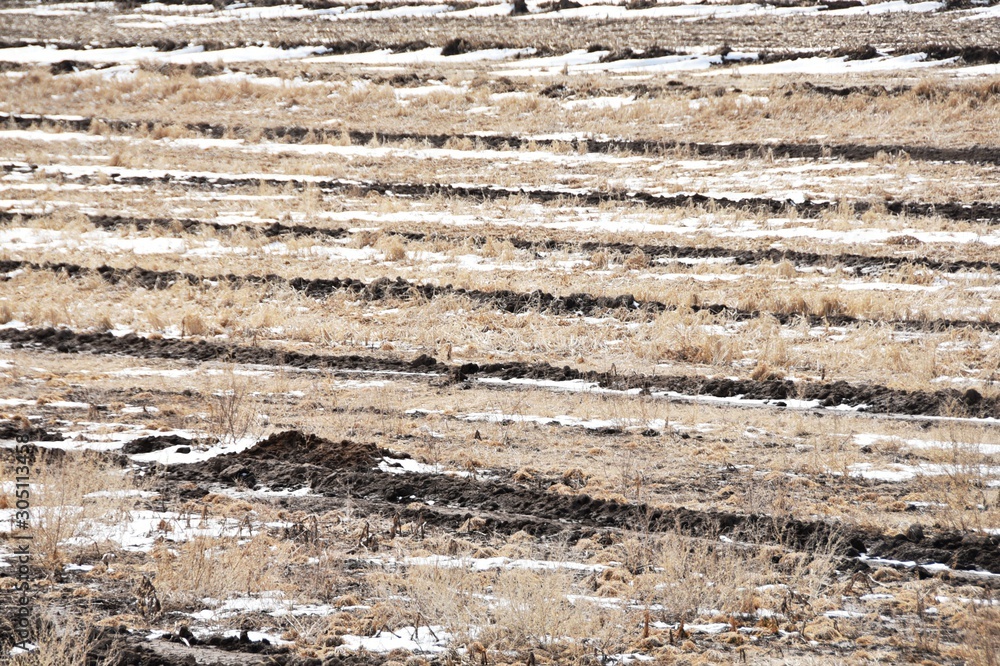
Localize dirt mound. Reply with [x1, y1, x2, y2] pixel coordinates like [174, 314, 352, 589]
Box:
[239, 430, 383, 469]
[168, 431, 391, 491]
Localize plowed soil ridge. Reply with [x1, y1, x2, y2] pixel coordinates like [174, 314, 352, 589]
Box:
[81, 170, 1000, 225]
[2, 326, 998, 419]
[168, 430, 1000, 576]
[2, 258, 997, 334]
[7, 111, 1000, 167]
[5, 209, 998, 276]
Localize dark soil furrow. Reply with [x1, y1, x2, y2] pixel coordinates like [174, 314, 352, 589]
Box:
[6, 158, 1000, 223]
[2, 327, 998, 419]
[7, 110, 1000, 168]
[166, 430, 1000, 576]
[3, 258, 998, 334]
[78, 171, 1000, 225]
[4, 208, 997, 277]
[0, 209, 351, 241]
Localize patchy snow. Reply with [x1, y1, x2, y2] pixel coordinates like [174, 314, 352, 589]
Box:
[649, 621, 731, 634]
[834, 280, 946, 293]
[375, 554, 609, 572]
[497, 51, 727, 76]
[957, 3, 1000, 20]
[858, 554, 1000, 578]
[407, 407, 666, 432]
[307, 46, 533, 64]
[475, 377, 869, 414]
[704, 52, 955, 76]
[854, 433, 1000, 456]
[561, 96, 636, 110]
[0, 397, 91, 410]
[0, 44, 327, 65]
[378, 455, 489, 478]
[326, 4, 454, 20]
[0, 225, 189, 255]
[445, 2, 515, 16]
[493, 48, 606, 75]
[339, 626, 453, 654]
[196, 592, 337, 619]
[517, 2, 820, 20]
[0, 129, 105, 143]
[847, 462, 1000, 482]
[0, 419, 255, 465]
[0, 506, 290, 552]
[128, 436, 259, 465]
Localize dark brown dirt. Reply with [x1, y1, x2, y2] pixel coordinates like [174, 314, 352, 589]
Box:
[194, 430, 392, 489]
[0, 419, 64, 442]
[2, 327, 999, 419]
[121, 434, 195, 455]
[162, 430, 1000, 576]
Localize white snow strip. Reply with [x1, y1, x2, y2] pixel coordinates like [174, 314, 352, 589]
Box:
[704, 52, 955, 76]
[340, 626, 453, 654]
[0, 507, 290, 552]
[378, 456, 485, 478]
[376, 554, 608, 572]
[516, 2, 819, 20]
[847, 462, 1000, 482]
[854, 433, 1000, 456]
[0, 44, 326, 65]
[475, 377, 869, 414]
[306, 46, 533, 64]
[407, 407, 665, 432]
[824, 0, 943, 14]
[957, 4, 1000, 20]
[859, 554, 1000, 578]
[326, 4, 454, 19]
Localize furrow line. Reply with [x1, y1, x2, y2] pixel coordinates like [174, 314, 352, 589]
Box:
[3, 258, 998, 333]
[2, 326, 997, 419]
[7, 161, 1000, 225]
[4, 208, 998, 276]
[7, 111, 1000, 167]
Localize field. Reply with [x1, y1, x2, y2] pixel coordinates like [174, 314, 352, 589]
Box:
[2, 0, 1000, 664]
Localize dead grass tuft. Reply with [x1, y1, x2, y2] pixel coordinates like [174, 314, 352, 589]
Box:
[377, 235, 407, 262]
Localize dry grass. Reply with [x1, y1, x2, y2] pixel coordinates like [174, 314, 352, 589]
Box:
[1, 13, 999, 663]
[0, 450, 141, 570]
